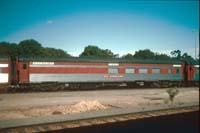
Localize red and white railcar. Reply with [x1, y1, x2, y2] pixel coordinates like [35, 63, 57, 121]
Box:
[16, 57, 185, 84]
[0, 57, 10, 84]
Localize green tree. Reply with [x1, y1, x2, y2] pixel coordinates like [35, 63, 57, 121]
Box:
[0, 42, 10, 56]
[9, 43, 19, 59]
[155, 53, 171, 60]
[124, 50, 171, 60]
[42, 47, 71, 57]
[79, 45, 115, 58]
[170, 50, 195, 62]
[181, 53, 194, 61]
[170, 50, 181, 59]
[0, 39, 72, 58]
[133, 49, 155, 59]
[18, 39, 43, 56]
[121, 53, 134, 59]
[0, 42, 18, 59]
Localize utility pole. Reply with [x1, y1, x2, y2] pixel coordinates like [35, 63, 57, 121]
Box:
[192, 30, 197, 60]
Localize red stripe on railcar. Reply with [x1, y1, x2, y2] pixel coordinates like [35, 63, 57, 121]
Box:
[118, 68, 125, 74]
[54, 62, 108, 66]
[148, 68, 152, 74]
[172, 68, 176, 74]
[120, 63, 173, 67]
[135, 68, 139, 74]
[30, 67, 108, 74]
[160, 68, 168, 74]
[1, 67, 9, 73]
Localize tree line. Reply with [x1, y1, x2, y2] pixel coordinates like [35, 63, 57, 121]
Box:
[0, 39, 198, 62]
[0, 39, 71, 59]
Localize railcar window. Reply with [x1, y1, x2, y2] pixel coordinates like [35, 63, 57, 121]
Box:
[108, 68, 118, 74]
[152, 68, 160, 74]
[168, 69, 172, 74]
[23, 64, 27, 70]
[139, 68, 148, 74]
[196, 68, 199, 74]
[176, 68, 180, 74]
[125, 68, 134, 74]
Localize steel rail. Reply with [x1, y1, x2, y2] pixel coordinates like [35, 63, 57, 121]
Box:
[0, 103, 199, 133]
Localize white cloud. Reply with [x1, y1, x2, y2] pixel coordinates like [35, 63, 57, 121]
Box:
[153, 48, 200, 59]
[46, 20, 53, 24]
[115, 50, 135, 57]
[68, 51, 80, 57]
[182, 47, 200, 59]
[152, 49, 173, 56]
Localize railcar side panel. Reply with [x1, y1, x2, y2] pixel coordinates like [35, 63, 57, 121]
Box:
[18, 62, 29, 83]
[0, 61, 9, 83]
[30, 67, 108, 74]
[194, 65, 199, 81]
[20, 61, 184, 83]
[187, 65, 194, 81]
[29, 74, 182, 83]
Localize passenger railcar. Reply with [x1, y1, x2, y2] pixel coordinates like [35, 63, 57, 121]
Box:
[12, 57, 199, 90]
[0, 57, 10, 84]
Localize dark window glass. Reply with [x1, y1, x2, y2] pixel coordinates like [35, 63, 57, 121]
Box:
[176, 68, 179, 74]
[23, 64, 27, 70]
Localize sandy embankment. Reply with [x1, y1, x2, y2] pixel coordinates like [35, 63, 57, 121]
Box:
[0, 100, 109, 120]
[0, 87, 199, 121]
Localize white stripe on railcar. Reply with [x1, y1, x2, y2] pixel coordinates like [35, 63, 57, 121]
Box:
[0, 74, 8, 83]
[194, 65, 199, 68]
[108, 63, 119, 66]
[173, 64, 181, 67]
[32, 62, 54, 65]
[0, 64, 8, 67]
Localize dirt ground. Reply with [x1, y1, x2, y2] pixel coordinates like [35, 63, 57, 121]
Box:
[0, 87, 199, 121]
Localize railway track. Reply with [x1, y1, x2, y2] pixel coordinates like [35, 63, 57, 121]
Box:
[0, 104, 199, 133]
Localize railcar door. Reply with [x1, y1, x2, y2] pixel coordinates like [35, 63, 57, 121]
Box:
[10, 58, 17, 84]
[18, 62, 29, 83]
[183, 61, 188, 83]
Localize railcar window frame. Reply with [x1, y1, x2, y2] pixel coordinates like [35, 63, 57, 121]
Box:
[176, 68, 180, 74]
[152, 68, 160, 74]
[196, 68, 199, 74]
[125, 68, 134, 74]
[139, 68, 148, 74]
[168, 68, 172, 74]
[23, 64, 27, 70]
[108, 68, 118, 74]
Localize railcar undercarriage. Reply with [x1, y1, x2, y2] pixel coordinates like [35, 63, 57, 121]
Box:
[5, 80, 199, 92]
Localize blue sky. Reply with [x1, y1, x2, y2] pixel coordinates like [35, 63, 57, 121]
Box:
[0, 0, 199, 58]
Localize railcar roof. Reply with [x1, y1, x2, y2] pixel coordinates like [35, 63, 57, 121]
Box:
[188, 60, 199, 65]
[0, 56, 9, 61]
[18, 56, 184, 64]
